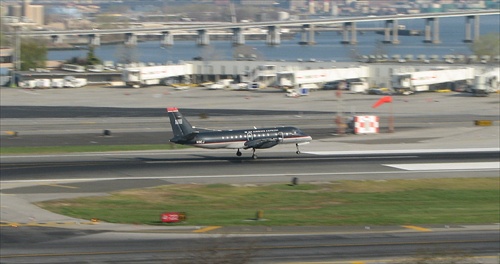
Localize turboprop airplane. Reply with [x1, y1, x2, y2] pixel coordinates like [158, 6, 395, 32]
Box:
[167, 107, 312, 159]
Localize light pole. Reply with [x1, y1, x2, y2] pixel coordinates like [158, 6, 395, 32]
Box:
[10, 25, 20, 87]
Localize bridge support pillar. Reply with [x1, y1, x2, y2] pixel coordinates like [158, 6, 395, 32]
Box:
[232, 27, 245, 46]
[125, 33, 137, 46]
[197, 29, 210, 46]
[474, 15, 480, 42]
[51, 35, 63, 44]
[464, 15, 480, 43]
[423, 18, 440, 44]
[266, 26, 280, 46]
[88, 34, 100, 46]
[161, 31, 174, 46]
[299, 24, 315, 45]
[382, 20, 399, 44]
[340, 22, 356, 44]
[392, 19, 399, 44]
[432, 18, 440, 44]
[350, 22, 357, 44]
[383, 23, 391, 43]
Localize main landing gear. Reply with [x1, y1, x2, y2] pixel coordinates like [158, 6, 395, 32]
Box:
[236, 145, 302, 159]
[236, 148, 258, 159]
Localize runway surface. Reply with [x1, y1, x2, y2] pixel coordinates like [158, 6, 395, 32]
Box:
[1, 89, 499, 263]
[1, 226, 498, 264]
[1, 150, 499, 186]
[1, 149, 499, 263]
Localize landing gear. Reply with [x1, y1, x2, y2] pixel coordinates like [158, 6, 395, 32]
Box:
[252, 148, 257, 159]
[296, 143, 301, 155]
[236, 149, 242, 157]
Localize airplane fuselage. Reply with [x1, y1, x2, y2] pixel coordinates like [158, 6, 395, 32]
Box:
[172, 126, 311, 149]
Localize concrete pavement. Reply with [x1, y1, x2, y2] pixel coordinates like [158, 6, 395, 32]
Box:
[1, 86, 499, 232]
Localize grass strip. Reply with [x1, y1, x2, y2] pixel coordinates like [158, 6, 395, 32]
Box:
[36, 178, 500, 226]
[0, 144, 189, 155]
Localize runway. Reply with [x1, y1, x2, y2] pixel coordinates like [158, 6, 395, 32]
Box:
[1, 90, 499, 263]
[1, 227, 498, 264]
[2, 149, 499, 263]
[2, 150, 499, 185]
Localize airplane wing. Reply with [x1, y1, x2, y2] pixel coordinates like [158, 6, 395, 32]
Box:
[244, 138, 280, 149]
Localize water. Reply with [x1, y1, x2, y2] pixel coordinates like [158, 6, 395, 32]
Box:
[48, 15, 500, 63]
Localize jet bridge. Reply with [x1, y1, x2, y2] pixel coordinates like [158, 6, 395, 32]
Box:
[277, 66, 369, 91]
[122, 64, 193, 87]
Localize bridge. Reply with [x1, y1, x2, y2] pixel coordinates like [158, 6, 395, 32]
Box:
[5, 10, 499, 46]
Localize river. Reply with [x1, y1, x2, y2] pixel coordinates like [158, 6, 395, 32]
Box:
[48, 15, 500, 63]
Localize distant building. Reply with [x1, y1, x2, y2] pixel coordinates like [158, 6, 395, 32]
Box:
[282, 0, 307, 11]
[8, 5, 22, 17]
[28, 5, 44, 25]
[240, 0, 276, 6]
[0, 48, 14, 70]
[6, 0, 44, 25]
[23, 0, 30, 17]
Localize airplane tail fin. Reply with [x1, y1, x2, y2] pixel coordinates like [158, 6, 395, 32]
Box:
[167, 107, 197, 142]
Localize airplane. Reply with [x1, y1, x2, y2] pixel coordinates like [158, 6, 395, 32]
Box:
[167, 107, 312, 159]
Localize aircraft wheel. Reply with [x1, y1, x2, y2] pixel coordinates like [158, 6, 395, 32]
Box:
[296, 150, 301, 154]
[252, 154, 257, 159]
[236, 150, 242, 157]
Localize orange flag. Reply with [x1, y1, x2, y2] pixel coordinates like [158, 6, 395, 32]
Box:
[372, 96, 393, 108]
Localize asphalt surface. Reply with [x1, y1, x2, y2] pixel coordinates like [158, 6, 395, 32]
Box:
[1, 86, 499, 264]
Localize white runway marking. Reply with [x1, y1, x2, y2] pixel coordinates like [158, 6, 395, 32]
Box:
[384, 162, 500, 171]
[2, 168, 499, 184]
[304, 148, 500, 156]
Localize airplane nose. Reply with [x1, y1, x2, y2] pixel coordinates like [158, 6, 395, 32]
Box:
[301, 133, 312, 141]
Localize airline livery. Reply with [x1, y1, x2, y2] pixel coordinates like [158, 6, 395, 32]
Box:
[167, 107, 312, 159]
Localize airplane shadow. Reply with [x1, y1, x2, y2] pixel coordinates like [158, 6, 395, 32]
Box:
[133, 154, 260, 164]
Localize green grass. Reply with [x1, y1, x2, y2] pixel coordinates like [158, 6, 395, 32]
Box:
[0, 144, 189, 155]
[37, 178, 500, 226]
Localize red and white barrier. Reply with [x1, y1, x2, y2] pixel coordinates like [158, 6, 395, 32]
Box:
[354, 116, 379, 134]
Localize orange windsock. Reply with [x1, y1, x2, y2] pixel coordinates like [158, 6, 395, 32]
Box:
[372, 96, 393, 108]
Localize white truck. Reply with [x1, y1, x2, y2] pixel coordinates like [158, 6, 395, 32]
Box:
[122, 64, 193, 88]
[19, 76, 87, 88]
[62, 76, 87, 88]
[391, 67, 475, 93]
[472, 67, 499, 95]
[208, 79, 234, 90]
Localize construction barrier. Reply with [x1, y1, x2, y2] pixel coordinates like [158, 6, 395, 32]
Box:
[161, 212, 186, 223]
[474, 120, 493, 126]
[354, 116, 379, 134]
